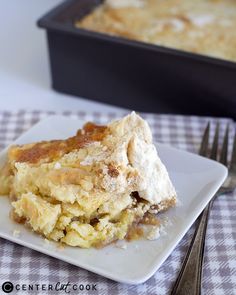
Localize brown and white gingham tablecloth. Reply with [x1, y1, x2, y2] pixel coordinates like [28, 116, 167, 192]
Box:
[0, 110, 235, 295]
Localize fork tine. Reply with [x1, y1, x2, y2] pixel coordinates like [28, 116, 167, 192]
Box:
[210, 122, 219, 161]
[219, 123, 229, 166]
[199, 122, 210, 156]
[229, 128, 236, 172]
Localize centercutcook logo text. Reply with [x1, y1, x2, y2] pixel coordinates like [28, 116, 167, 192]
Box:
[1, 281, 97, 293]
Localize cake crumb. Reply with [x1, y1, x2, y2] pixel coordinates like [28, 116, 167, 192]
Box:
[42, 238, 51, 248]
[13, 229, 21, 238]
[146, 226, 160, 240]
[115, 242, 127, 250]
[119, 244, 127, 249]
[57, 244, 65, 251]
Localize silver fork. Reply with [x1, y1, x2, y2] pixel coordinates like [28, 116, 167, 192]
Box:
[171, 122, 236, 295]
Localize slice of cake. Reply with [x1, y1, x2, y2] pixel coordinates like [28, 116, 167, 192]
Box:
[0, 112, 177, 248]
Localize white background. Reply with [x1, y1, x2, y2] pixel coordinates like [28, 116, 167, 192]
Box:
[0, 0, 125, 113]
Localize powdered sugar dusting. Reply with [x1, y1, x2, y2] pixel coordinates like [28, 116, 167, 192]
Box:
[188, 14, 215, 27]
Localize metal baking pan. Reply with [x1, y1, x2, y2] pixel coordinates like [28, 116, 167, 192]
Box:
[38, 0, 236, 119]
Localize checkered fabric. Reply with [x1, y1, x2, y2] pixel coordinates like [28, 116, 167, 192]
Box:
[0, 110, 235, 295]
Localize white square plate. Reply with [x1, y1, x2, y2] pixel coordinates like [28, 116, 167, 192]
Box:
[0, 116, 227, 284]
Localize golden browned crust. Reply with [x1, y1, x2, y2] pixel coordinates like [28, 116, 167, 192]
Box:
[76, 0, 236, 62]
[8, 122, 107, 165]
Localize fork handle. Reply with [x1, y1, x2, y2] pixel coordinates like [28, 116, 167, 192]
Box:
[171, 201, 212, 295]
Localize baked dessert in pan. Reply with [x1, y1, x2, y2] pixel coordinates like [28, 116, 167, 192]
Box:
[0, 113, 176, 248]
[76, 0, 236, 62]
